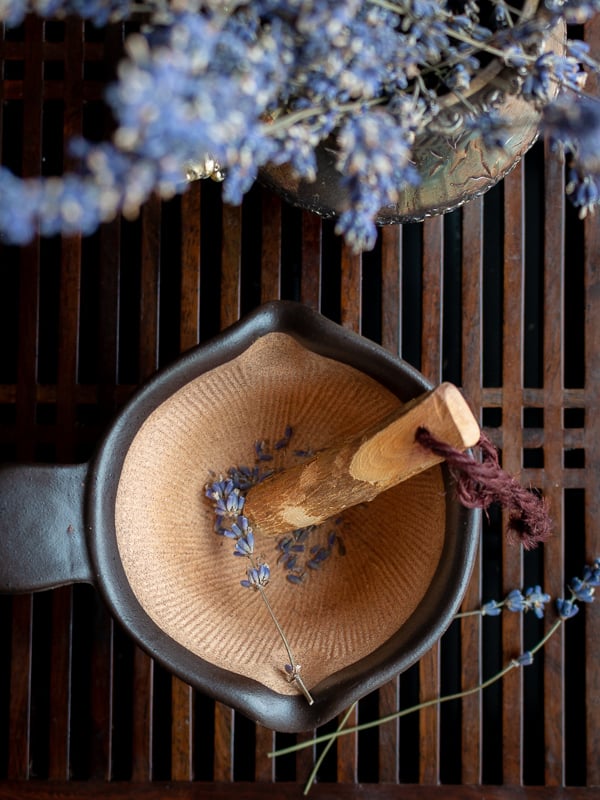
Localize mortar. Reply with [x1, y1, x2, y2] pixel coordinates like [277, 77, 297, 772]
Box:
[0, 301, 479, 732]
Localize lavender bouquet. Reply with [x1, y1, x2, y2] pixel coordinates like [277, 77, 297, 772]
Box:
[1, 0, 600, 251]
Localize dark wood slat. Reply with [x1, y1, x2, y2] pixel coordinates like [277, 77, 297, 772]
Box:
[8, 18, 43, 787]
[57, 18, 84, 459]
[56, 233, 82, 461]
[96, 22, 126, 411]
[583, 13, 600, 788]
[294, 729, 317, 787]
[418, 214, 444, 785]
[0, 39, 104, 60]
[260, 191, 282, 302]
[339, 245, 361, 332]
[336, 704, 358, 784]
[220, 204, 243, 328]
[15, 239, 40, 460]
[380, 225, 402, 357]
[0, 80, 104, 101]
[171, 679, 194, 781]
[583, 230, 600, 785]
[459, 198, 484, 787]
[213, 705, 234, 782]
[378, 678, 400, 783]
[541, 141, 567, 788]
[300, 212, 322, 310]
[254, 726, 275, 782]
[460, 551, 482, 786]
[131, 650, 154, 782]
[48, 586, 73, 780]
[9, 379, 588, 410]
[88, 613, 114, 781]
[7, 595, 33, 780]
[180, 184, 202, 351]
[500, 164, 525, 787]
[22, 15, 44, 179]
[418, 646, 440, 785]
[583, 222, 600, 787]
[16, 15, 44, 461]
[0, 781, 599, 800]
[460, 198, 484, 406]
[420, 216, 444, 383]
[139, 194, 161, 377]
[97, 219, 122, 411]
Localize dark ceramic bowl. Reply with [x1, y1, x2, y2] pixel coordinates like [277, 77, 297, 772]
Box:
[0, 301, 479, 732]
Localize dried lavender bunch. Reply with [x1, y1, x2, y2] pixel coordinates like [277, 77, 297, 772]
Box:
[1, 0, 600, 249]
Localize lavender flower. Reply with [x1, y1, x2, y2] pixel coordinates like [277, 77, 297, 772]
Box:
[544, 95, 600, 159]
[583, 558, 600, 585]
[1, 0, 600, 249]
[556, 597, 579, 619]
[566, 172, 600, 219]
[521, 53, 584, 106]
[241, 564, 270, 590]
[542, 97, 600, 203]
[556, 559, 600, 617]
[524, 585, 551, 618]
[232, 527, 255, 557]
[545, 0, 600, 24]
[569, 559, 599, 603]
[513, 651, 534, 666]
[335, 109, 419, 251]
[570, 577, 595, 603]
[274, 425, 293, 450]
[481, 599, 502, 616]
[505, 589, 527, 612]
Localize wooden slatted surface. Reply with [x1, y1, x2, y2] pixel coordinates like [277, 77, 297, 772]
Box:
[0, 14, 599, 799]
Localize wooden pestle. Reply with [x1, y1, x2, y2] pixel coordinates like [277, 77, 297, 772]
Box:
[244, 382, 480, 537]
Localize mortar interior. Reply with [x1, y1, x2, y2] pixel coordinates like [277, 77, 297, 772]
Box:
[114, 333, 446, 695]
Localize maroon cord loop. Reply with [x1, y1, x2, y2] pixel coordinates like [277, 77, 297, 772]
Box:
[415, 427, 552, 550]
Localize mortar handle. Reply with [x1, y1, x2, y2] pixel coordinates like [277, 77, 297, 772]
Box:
[0, 463, 94, 593]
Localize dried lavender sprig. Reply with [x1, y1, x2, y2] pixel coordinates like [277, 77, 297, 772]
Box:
[256, 584, 314, 705]
[270, 656, 522, 764]
[205, 475, 314, 705]
[301, 701, 358, 796]
[297, 599, 553, 796]
[268, 557, 598, 783]
[454, 584, 552, 618]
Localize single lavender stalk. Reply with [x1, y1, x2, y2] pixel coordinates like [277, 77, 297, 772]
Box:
[269, 658, 520, 761]
[206, 473, 314, 705]
[257, 585, 314, 705]
[302, 701, 358, 796]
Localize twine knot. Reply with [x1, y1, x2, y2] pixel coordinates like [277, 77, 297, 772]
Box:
[415, 427, 552, 550]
